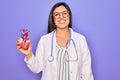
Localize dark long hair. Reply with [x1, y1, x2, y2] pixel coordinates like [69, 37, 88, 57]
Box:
[48, 2, 72, 33]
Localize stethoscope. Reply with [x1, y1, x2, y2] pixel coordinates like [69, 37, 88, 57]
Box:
[48, 29, 78, 62]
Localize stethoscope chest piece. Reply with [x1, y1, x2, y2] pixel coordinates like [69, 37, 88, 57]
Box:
[48, 56, 54, 62]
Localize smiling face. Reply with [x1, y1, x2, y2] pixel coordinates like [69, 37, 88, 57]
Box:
[53, 5, 70, 30]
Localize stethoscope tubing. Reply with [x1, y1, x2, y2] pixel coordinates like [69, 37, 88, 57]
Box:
[48, 29, 78, 62]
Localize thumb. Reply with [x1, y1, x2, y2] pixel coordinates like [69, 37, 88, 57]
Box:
[26, 40, 32, 50]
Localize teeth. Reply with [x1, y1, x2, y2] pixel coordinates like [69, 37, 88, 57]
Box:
[59, 20, 65, 24]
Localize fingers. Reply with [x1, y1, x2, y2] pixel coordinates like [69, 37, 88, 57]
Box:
[16, 36, 32, 50]
[16, 40, 22, 49]
[16, 38, 33, 56]
[16, 37, 26, 50]
[16, 37, 23, 45]
[26, 39, 31, 44]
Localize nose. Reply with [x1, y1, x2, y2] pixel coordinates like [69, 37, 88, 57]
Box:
[59, 13, 63, 18]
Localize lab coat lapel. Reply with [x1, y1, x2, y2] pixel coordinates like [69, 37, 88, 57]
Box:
[52, 31, 57, 68]
[67, 28, 78, 61]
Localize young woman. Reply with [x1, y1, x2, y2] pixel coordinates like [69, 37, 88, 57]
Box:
[16, 2, 94, 80]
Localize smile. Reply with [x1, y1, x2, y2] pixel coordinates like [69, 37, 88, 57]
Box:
[58, 20, 66, 24]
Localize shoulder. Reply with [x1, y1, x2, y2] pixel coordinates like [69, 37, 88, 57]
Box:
[74, 32, 85, 38]
[38, 31, 53, 43]
[71, 28, 86, 41]
[71, 29, 89, 48]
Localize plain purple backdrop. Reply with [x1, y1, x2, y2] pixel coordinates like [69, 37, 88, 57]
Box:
[0, 0, 120, 80]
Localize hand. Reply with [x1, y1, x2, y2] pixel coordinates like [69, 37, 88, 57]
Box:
[16, 37, 32, 60]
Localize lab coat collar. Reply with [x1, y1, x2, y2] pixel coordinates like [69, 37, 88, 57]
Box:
[52, 28, 75, 46]
[69, 28, 74, 39]
[52, 28, 78, 61]
[52, 28, 75, 44]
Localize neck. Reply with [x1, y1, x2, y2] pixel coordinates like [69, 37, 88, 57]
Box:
[56, 28, 70, 38]
[56, 27, 69, 35]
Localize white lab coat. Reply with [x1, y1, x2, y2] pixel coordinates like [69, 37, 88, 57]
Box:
[24, 28, 94, 80]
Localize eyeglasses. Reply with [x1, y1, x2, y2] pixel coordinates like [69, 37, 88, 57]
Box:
[53, 11, 69, 19]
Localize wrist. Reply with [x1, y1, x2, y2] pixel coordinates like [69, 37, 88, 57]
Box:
[25, 52, 32, 61]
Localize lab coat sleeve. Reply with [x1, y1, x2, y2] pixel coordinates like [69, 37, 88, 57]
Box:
[24, 37, 44, 73]
[80, 36, 94, 80]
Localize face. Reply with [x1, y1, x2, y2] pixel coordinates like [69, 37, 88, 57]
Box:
[53, 5, 70, 29]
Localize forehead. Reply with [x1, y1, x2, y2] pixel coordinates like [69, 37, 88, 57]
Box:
[54, 5, 68, 12]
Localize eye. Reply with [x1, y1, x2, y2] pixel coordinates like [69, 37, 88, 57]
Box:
[63, 12, 68, 15]
[54, 13, 59, 16]
[63, 11, 69, 16]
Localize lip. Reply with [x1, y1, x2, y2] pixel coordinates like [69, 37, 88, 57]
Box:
[58, 20, 66, 24]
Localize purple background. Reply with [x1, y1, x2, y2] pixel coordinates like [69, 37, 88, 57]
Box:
[0, 0, 120, 80]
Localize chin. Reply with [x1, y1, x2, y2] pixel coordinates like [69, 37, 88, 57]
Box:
[57, 25, 68, 29]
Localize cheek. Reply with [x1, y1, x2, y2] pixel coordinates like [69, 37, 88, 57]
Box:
[54, 19, 58, 25]
[67, 18, 70, 24]
[66, 16, 70, 22]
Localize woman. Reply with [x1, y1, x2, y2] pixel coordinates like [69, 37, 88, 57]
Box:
[16, 2, 94, 80]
